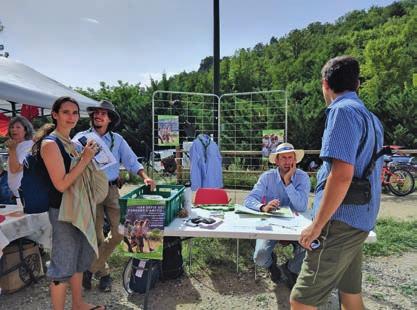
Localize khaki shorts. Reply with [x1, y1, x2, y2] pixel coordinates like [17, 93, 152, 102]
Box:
[290, 220, 369, 307]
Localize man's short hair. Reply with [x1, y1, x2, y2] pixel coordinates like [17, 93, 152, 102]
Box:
[321, 56, 360, 93]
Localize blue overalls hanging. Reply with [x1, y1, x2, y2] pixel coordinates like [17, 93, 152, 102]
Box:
[189, 134, 223, 191]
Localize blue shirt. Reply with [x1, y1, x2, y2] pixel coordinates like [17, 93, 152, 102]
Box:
[190, 134, 223, 191]
[244, 168, 310, 212]
[313, 92, 384, 232]
[0, 171, 14, 204]
[74, 129, 143, 181]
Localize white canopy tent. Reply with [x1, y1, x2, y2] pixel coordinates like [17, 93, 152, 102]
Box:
[0, 57, 98, 115]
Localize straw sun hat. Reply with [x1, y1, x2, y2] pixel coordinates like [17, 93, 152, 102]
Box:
[268, 142, 305, 164]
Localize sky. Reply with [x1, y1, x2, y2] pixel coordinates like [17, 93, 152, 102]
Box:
[0, 0, 396, 89]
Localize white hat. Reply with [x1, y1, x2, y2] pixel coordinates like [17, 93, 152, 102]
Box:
[269, 142, 305, 164]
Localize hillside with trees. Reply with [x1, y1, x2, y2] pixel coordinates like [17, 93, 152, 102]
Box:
[79, 0, 417, 153]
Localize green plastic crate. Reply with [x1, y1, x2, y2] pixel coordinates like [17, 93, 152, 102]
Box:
[119, 184, 185, 226]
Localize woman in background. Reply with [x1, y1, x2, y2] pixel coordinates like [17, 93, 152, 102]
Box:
[33, 96, 104, 310]
[5, 116, 34, 199]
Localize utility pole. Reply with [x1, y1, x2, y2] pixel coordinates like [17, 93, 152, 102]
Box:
[213, 0, 220, 96]
[213, 0, 220, 140]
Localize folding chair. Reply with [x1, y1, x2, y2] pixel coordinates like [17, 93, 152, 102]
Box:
[194, 188, 230, 205]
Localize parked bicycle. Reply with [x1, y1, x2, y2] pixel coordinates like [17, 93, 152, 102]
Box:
[381, 146, 415, 196]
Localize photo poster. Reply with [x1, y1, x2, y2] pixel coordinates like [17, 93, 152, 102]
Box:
[158, 115, 179, 146]
[261, 129, 285, 157]
[120, 199, 165, 260]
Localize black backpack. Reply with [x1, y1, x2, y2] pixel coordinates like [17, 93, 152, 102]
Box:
[19, 136, 66, 214]
[124, 237, 184, 295]
[127, 259, 161, 294]
[161, 237, 184, 280]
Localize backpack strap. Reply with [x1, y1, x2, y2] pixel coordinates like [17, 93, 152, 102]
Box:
[44, 135, 67, 159]
[314, 109, 380, 192]
[359, 111, 387, 179]
[43, 135, 71, 174]
[361, 115, 378, 179]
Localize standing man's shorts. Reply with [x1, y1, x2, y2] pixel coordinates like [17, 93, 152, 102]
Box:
[290, 220, 369, 307]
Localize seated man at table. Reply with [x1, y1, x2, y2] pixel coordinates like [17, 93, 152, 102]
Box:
[244, 143, 310, 287]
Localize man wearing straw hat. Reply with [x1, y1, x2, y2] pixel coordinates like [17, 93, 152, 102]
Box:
[245, 142, 310, 287]
[75, 100, 155, 292]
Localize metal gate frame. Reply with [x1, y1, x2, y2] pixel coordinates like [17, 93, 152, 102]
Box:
[151, 90, 287, 187]
[151, 90, 220, 180]
[151, 89, 287, 274]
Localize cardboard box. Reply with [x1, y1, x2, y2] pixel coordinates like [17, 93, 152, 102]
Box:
[0, 240, 44, 294]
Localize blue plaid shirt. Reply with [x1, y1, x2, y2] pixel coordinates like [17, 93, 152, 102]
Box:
[312, 92, 384, 232]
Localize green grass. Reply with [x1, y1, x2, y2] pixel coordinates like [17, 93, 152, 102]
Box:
[181, 237, 295, 273]
[123, 244, 163, 260]
[108, 244, 130, 269]
[182, 238, 253, 273]
[363, 219, 417, 257]
[255, 295, 268, 302]
[371, 291, 385, 301]
[365, 274, 378, 284]
[399, 280, 417, 297]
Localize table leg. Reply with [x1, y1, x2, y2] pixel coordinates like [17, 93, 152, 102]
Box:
[143, 262, 153, 310]
[236, 239, 239, 273]
[188, 238, 193, 273]
[338, 289, 342, 310]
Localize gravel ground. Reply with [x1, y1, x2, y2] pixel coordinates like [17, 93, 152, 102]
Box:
[0, 191, 415, 310]
[1, 252, 415, 310]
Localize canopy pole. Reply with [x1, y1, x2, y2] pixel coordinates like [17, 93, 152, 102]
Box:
[11, 102, 17, 117]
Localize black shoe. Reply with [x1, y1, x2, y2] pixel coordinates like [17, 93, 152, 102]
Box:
[99, 275, 112, 292]
[279, 262, 297, 289]
[268, 253, 281, 284]
[82, 270, 93, 290]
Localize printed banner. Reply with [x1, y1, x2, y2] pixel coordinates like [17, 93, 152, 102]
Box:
[158, 115, 179, 146]
[120, 199, 165, 260]
[262, 129, 284, 157]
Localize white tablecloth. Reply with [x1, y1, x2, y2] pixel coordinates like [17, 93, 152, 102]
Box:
[0, 205, 52, 257]
[165, 207, 377, 242]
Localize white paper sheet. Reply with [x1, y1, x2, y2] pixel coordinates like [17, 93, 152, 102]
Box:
[72, 132, 117, 170]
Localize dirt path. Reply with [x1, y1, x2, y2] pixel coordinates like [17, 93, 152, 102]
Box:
[1, 252, 416, 310]
[377, 191, 417, 220]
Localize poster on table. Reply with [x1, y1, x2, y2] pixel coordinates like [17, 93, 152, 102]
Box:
[261, 129, 284, 157]
[157, 115, 179, 146]
[120, 199, 165, 260]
